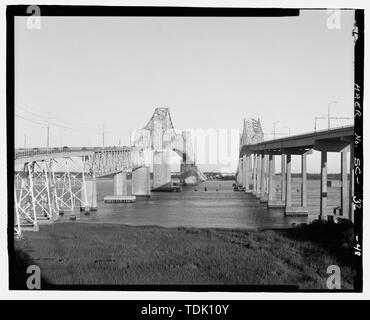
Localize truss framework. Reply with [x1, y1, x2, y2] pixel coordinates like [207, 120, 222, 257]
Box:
[14, 148, 137, 236]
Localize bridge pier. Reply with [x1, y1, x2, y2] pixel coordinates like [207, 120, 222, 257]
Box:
[252, 154, 257, 196]
[132, 166, 151, 197]
[319, 151, 328, 220]
[114, 172, 127, 196]
[104, 171, 136, 203]
[81, 177, 97, 212]
[153, 151, 172, 191]
[285, 153, 308, 216]
[256, 154, 262, 198]
[260, 154, 268, 203]
[268, 154, 285, 208]
[242, 155, 246, 189]
[267, 155, 276, 205]
[244, 155, 252, 193]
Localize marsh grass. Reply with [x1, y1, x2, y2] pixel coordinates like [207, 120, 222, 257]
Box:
[13, 222, 355, 289]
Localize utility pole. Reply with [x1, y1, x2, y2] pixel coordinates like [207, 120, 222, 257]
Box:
[328, 101, 337, 129]
[24, 134, 26, 149]
[129, 128, 132, 147]
[47, 112, 51, 151]
[273, 121, 280, 139]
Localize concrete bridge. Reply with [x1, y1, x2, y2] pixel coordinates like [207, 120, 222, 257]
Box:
[238, 122, 354, 221]
[14, 108, 205, 235]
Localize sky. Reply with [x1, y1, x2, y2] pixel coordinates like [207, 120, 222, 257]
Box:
[14, 10, 355, 173]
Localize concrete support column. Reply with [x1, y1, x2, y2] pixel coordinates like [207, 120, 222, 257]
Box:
[301, 154, 307, 208]
[281, 154, 286, 202]
[81, 177, 97, 211]
[253, 154, 257, 195]
[320, 151, 328, 220]
[256, 154, 261, 198]
[267, 154, 285, 208]
[103, 170, 135, 203]
[153, 151, 171, 190]
[248, 155, 253, 184]
[285, 153, 308, 215]
[242, 155, 247, 189]
[265, 155, 268, 194]
[349, 143, 354, 222]
[114, 172, 128, 196]
[285, 154, 292, 214]
[268, 155, 275, 201]
[260, 154, 267, 203]
[244, 155, 251, 193]
[132, 166, 151, 197]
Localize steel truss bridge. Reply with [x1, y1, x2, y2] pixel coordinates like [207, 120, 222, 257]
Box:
[14, 146, 145, 236]
[14, 108, 206, 236]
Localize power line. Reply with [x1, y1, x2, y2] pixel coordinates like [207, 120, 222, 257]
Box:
[16, 103, 123, 134]
[15, 113, 47, 125]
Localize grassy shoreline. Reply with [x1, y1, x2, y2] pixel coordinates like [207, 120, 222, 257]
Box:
[12, 222, 355, 289]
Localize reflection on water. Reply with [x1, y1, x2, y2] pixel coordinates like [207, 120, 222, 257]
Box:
[57, 178, 344, 230]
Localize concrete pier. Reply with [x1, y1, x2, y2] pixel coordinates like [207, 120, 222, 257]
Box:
[243, 155, 252, 193]
[253, 154, 257, 196]
[260, 154, 268, 203]
[268, 154, 285, 208]
[256, 154, 261, 198]
[132, 166, 151, 197]
[319, 151, 328, 220]
[284, 154, 292, 215]
[301, 154, 307, 208]
[242, 155, 247, 189]
[81, 177, 97, 211]
[114, 172, 127, 196]
[104, 171, 136, 203]
[267, 155, 275, 202]
[285, 154, 308, 216]
[153, 151, 172, 190]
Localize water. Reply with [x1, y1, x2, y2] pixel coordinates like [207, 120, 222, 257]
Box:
[57, 178, 345, 230]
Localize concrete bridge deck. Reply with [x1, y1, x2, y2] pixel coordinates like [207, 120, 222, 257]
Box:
[238, 125, 354, 222]
[241, 125, 354, 155]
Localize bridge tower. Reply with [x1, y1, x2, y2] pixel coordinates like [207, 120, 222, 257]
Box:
[133, 107, 206, 191]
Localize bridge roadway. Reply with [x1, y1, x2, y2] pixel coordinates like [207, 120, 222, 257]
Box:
[238, 125, 354, 221]
[15, 146, 132, 165]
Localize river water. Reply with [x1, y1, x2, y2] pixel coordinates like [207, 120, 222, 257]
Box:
[56, 178, 344, 229]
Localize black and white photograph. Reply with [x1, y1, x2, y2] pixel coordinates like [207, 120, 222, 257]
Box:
[3, 2, 366, 299]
